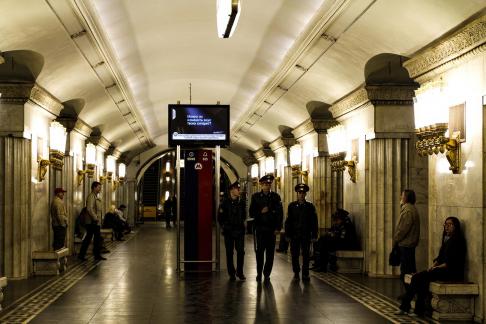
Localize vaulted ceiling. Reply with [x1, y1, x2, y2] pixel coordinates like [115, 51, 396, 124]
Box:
[0, 0, 484, 159]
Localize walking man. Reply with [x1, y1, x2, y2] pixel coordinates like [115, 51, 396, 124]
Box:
[78, 181, 106, 261]
[285, 184, 318, 281]
[218, 181, 246, 281]
[50, 187, 68, 250]
[250, 174, 283, 282]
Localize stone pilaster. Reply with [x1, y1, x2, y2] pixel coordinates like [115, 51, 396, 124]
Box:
[62, 155, 74, 254]
[125, 179, 136, 226]
[0, 137, 31, 278]
[366, 138, 412, 277]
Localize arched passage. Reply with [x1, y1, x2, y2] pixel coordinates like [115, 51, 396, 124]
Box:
[134, 148, 242, 222]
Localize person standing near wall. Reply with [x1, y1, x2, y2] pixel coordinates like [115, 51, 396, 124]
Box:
[393, 189, 420, 296]
[50, 188, 68, 250]
[218, 181, 247, 281]
[250, 174, 283, 282]
[78, 181, 106, 261]
[285, 184, 318, 281]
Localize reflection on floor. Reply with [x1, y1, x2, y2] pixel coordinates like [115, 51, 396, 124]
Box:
[0, 223, 438, 323]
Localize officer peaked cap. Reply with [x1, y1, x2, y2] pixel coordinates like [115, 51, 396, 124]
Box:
[259, 174, 274, 183]
[229, 181, 240, 190]
[295, 183, 309, 193]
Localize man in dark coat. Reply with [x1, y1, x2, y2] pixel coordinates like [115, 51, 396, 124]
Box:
[250, 174, 283, 282]
[285, 183, 318, 281]
[313, 208, 357, 272]
[218, 181, 246, 281]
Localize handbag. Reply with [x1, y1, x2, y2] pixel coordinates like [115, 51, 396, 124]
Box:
[389, 245, 401, 266]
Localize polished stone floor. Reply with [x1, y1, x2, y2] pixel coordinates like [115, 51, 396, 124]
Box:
[2, 223, 414, 323]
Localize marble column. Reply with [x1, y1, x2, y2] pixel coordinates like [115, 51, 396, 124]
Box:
[366, 138, 422, 277]
[125, 179, 136, 226]
[62, 155, 74, 254]
[0, 137, 32, 279]
[313, 156, 332, 230]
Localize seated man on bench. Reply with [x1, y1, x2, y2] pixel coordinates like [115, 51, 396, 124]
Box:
[396, 216, 466, 317]
[313, 208, 358, 272]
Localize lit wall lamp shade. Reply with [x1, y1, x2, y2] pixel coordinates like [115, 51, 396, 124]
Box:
[217, 0, 241, 38]
[250, 163, 259, 178]
[289, 145, 302, 167]
[265, 156, 274, 174]
[106, 155, 116, 173]
[327, 125, 347, 155]
[49, 122, 67, 153]
[119, 163, 126, 179]
[86, 143, 97, 165]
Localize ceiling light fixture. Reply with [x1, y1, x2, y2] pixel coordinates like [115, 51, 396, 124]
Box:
[217, 0, 241, 38]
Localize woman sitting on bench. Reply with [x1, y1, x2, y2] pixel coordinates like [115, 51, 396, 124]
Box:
[397, 216, 466, 316]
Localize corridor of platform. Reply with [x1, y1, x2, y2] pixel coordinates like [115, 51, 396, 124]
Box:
[0, 223, 414, 324]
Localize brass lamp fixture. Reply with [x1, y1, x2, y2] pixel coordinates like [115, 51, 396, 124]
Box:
[38, 159, 50, 181]
[415, 123, 461, 174]
[329, 152, 357, 183]
[78, 143, 97, 185]
[106, 155, 116, 181]
[49, 121, 67, 170]
[118, 163, 126, 184]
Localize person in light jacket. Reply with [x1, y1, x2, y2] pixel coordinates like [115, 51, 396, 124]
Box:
[78, 181, 106, 261]
[393, 189, 420, 293]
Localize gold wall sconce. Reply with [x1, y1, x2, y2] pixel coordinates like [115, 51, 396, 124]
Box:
[330, 152, 357, 183]
[415, 123, 461, 174]
[291, 165, 308, 184]
[275, 176, 281, 189]
[107, 171, 113, 181]
[85, 163, 95, 178]
[49, 150, 64, 170]
[38, 159, 50, 181]
[77, 170, 86, 186]
[113, 179, 120, 191]
[100, 172, 108, 183]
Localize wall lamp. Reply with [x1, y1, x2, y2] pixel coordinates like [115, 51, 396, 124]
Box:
[38, 159, 50, 181]
[329, 152, 357, 183]
[415, 123, 461, 174]
[49, 122, 67, 170]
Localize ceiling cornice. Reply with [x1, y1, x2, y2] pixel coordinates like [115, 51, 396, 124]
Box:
[404, 13, 486, 83]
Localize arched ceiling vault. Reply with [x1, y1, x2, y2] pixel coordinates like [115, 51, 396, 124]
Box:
[0, 0, 484, 160]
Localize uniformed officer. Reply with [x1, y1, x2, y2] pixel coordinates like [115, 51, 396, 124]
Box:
[285, 183, 318, 281]
[218, 181, 246, 281]
[250, 174, 283, 282]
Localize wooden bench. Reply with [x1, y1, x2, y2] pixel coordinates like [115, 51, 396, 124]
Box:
[100, 228, 114, 241]
[0, 277, 7, 311]
[335, 250, 364, 273]
[32, 247, 69, 276]
[404, 274, 479, 321]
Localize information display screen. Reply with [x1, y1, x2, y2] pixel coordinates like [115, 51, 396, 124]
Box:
[168, 104, 230, 147]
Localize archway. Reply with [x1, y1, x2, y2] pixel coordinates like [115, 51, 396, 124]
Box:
[135, 149, 241, 222]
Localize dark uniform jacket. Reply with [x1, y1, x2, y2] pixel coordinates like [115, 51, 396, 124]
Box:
[250, 191, 283, 233]
[285, 201, 318, 240]
[218, 196, 246, 237]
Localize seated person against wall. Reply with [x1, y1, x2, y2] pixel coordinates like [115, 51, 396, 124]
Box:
[396, 216, 466, 317]
[313, 208, 358, 272]
[102, 206, 125, 241]
[115, 204, 132, 234]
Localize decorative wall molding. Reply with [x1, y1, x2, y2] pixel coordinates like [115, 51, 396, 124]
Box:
[330, 85, 417, 118]
[0, 83, 63, 116]
[329, 88, 369, 118]
[29, 85, 63, 116]
[254, 147, 272, 160]
[0, 83, 34, 104]
[311, 118, 339, 133]
[73, 119, 92, 139]
[269, 136, 296, 151]
[89, 135, 111, 151]
[292, 119, 315, 139]
[242, 155, 258, 166]
[404, 14, 486, 82]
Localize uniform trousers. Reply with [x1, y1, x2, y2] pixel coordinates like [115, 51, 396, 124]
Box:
[290, 238, 311, 276]
[224, 234, 245, 276]
[255, 231, 276, 277]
